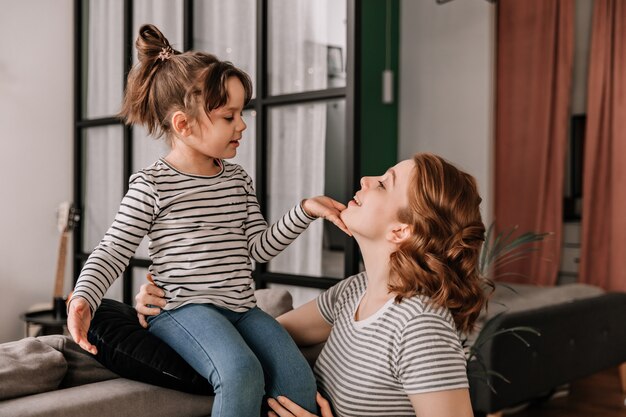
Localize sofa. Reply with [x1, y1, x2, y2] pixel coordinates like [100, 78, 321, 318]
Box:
[0, 334, 214, 417]
[0, 289, 296, 417]
[2, 284, 626, 417]
[468, 282, 626, 416]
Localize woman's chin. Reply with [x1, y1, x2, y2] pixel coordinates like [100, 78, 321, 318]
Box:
[339, 210, 352, 225]
[341, 217, 358, 237]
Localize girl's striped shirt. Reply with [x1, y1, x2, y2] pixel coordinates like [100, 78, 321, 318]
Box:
[72, 159, 315, 314]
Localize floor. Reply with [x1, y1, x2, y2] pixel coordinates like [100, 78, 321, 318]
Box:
[502, 367, 626, 417]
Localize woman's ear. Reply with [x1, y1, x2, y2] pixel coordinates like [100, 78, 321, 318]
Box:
[171, 111, 191, 137]
[387, 223, 411, 245]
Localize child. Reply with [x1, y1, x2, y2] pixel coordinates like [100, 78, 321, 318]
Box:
[67, 24, 347, 417]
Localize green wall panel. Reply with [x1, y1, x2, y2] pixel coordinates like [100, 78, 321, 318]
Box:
[360, 0, 399, 177]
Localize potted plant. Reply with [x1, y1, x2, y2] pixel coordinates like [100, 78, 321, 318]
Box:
[466, 223, 549, 393]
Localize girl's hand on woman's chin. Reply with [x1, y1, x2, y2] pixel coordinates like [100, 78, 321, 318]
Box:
[302, 196, 351, 236]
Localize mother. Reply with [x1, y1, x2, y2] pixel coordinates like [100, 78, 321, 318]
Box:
[137, 153, 488, 417]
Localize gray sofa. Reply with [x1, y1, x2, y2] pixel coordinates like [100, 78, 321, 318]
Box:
[468, 283, 626, 416]
[2, 284, 626, 417]
[0, 334, 213, 417]
[0, 289, 295, 417]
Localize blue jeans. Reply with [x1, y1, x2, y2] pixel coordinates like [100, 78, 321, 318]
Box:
[148, 303, 317, 417]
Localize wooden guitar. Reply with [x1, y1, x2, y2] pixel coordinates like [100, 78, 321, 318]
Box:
[53, 202, 79, 319]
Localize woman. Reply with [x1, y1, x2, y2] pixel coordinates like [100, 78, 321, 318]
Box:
[136, 153, 488, 417]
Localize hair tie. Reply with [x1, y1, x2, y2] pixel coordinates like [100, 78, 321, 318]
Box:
[158, 46, 173, 61]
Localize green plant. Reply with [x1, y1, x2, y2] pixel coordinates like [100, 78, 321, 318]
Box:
[478, 223, 551, 278]
[466, 311, 541, 393]
[467, 223, 550, 393]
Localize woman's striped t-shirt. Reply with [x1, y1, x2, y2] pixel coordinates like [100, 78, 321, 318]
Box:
[314, 273, 469, 417]
[72, 159, 315, 314]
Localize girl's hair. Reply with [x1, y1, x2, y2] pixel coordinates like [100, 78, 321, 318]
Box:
[389, 153, 491, 334]
[119, 24, 253, 140]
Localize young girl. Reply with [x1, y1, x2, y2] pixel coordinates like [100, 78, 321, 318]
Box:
[139, 153, 488, 416]
[67, 24, 347, 417]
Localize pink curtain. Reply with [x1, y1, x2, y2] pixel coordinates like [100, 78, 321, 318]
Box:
[495, 0, 574, 285]
[579, 0, 626, 291]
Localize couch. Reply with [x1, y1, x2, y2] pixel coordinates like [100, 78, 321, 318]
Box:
[0, 334, 213, 417]
[0, 289, 295, 417]
[468, 283, 626, 417]
[2, 284, 626, 417]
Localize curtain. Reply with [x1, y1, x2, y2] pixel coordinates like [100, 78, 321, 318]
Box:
[84, 0, 125, 300]
[194, 0, 257, 182]
[264, 1, 331, 306]
[495, 0, 574, 285]
[132, 0, 184, 261]
[579, 0, 626, 291]
[195, 0, 329, 306]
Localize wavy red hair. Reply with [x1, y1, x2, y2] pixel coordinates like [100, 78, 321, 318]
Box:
[389, 153, 491, 333]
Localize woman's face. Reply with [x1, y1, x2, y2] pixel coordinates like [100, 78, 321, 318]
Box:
[341, 159, 414, 240]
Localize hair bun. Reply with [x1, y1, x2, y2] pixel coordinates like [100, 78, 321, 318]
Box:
[136, 24, 177, 64]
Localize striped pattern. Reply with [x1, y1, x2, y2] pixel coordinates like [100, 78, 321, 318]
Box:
[73, 159, 315, 314]
[315, 273, 468, 416]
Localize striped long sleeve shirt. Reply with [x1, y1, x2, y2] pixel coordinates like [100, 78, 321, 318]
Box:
[72, 159, 316, 314]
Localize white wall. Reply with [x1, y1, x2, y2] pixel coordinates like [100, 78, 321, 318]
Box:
[399, 0, 495, 225]
[0, 0, 74, 342]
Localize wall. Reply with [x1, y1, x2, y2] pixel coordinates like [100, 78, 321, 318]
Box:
[398, 0, 495, 224]
[361, 0, 399, 177]
[0, 0, 74, 342]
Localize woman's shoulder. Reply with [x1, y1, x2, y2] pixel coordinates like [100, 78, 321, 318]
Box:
[336, 272, 367, 295]
[392, 294, 457, 332]
[319, 273, 365, 306]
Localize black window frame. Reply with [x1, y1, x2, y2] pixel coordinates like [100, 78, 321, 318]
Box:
[73, 0, 361, 304]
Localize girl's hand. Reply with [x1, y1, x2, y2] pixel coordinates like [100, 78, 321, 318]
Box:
[67, 297, 98, 355]
[302, 197, 351, 236]
[134, 274, 166, 328]
[267, 393, 334, 417]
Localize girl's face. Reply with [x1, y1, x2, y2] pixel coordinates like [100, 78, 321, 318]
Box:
[188, 76, 247, 159]
[341, 159, 415, 240]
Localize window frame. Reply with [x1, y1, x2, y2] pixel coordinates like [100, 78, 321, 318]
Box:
[73, 0, 360, 304]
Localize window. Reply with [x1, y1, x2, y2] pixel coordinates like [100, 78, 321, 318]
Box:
[73, 0, 359, 306]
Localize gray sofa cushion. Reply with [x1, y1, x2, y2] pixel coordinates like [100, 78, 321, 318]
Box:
[0, 378, 213, 417]
[37, 335, 118, 388]
[255, 288, 293, 317]
[485, 282, 605, 319]
[0, 337, 67, 401]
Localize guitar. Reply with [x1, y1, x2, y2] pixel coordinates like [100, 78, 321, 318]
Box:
[53, 202, 79, 319]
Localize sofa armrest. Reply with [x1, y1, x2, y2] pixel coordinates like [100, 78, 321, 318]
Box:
[469, 292, 626, 413]
[255, 288, 293, 318]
